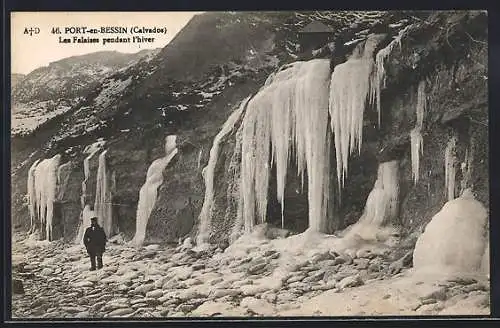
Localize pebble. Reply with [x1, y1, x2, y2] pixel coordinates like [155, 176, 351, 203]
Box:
[286, 274, 305, 284]
[277, 291, 296, 303]
[247, 263, 267, 275]
[134, 283, 155, 295]
[108, 307, 135, 317]
[338, 274, 364, 289]
[145, 290, 164, 299]
[40, 268, 54, 276]
[211, 289, 241, 298]
[241, 284, 271, 296]
[73, 281, 94, 288]
[354, 258, 370, 270]
[303, 270, 325, 283]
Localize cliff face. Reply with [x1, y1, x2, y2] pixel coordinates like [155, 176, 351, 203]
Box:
[192, 11, 488, 246]
[11, 11, 488, 251]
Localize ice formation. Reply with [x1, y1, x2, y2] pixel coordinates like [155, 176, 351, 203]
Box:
[370, 24, 413, 125]
[31, 154, 61, 240]
[230, 122, 245, 243]
[342, 160, 400, 242]
[329, 34, 384, 191]
[460, 146, 474, 194]
[240, 59, 332, 233]
[81, 141, 105, 208]
[56, 161, 72, 200]
[415, 80, 426, 128]
[413, 188, 488, 274]
[132, 135, 178, 246]
[445, 134, 458, 201]
[197, 148, 203, 169]
[197, 98, 249, 245]
[94, 150, 113, 236]
[410, 129, 423, 185]
[235, 35, 387, 235]
[27, 159, 41, 232]
[410, 80, 426, 184]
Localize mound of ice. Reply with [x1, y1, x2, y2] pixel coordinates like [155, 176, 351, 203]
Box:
[413, 189, 488, 274]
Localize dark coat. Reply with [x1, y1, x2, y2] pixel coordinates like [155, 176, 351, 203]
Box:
[84, 225, 107, 255]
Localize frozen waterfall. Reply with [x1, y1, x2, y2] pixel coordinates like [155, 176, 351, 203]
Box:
[132, 135, 178, 246]
[342, 160, 400, 242]
[94, 150, 113, 237]
[30, 154, 61, 241]
[27, 159, 41, 233]
[197, 98, 250, 245]
[410, 128, 423, 184]
[240, 59, 332, 233]
[81, 140, 105, 208]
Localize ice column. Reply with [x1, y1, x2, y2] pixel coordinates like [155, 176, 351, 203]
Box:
[32, 154, 61, 240]
[240, 59, 332, 233]
[410, 80, 426, 184]
[132, 135, 178, 246]
[27, 159, 41, 233]
[94, 150, 113, 237]
[197, 98, 249, 245]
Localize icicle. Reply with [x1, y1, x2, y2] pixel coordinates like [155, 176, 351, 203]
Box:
[416, 80, 426, 128]
[27, 159, 41, 233]
[410, 128, 423, 184]
[240, 59, 331, 233]
[460, 143, 474, 195]
[132, 135, 178, 246]
[329, 36, 378, 191]
[370, 24, 414, 126]
[32, 154, 61, 241]
[409, 80, 427, 185]
[197, 98, 249, 245]
[445, 134, 458, 201]
[94, 150, 113, 237]
[197, 148, 203, 169]
[81, 141, 105, 208]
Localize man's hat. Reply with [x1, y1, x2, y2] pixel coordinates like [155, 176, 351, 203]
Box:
[90, 217, 98, 222]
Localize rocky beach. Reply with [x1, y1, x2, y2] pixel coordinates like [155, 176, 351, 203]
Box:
[12, 227, 489, 318]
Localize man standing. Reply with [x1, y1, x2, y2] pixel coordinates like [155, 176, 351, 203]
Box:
[83, 217, 107, 271]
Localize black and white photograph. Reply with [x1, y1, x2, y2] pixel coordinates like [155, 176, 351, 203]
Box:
[9, 10, 489, 318]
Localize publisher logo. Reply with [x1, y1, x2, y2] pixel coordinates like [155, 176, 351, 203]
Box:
[23, 27, 40, 36]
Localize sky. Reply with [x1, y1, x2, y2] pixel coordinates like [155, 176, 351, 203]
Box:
[11, 12, 202, 74]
